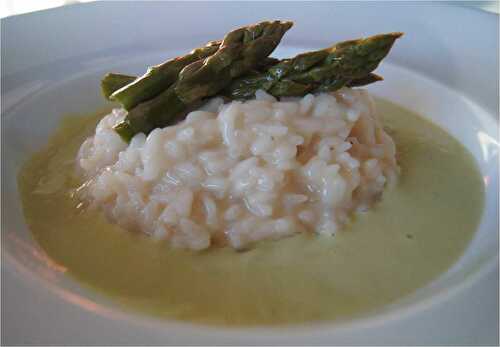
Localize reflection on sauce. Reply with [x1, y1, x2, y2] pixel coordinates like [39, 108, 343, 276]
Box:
[18, 99, 484, 326]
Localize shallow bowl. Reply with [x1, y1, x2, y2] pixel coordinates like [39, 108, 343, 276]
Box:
[1, 2, 498, 345]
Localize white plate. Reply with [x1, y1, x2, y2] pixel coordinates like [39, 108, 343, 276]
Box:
[1, 2, 498, 345]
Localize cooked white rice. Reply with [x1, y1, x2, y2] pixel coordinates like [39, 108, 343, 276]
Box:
[77, 88, 398, 250]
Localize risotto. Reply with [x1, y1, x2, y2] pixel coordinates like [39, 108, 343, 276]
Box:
[77, 88, 399, 250]
[14, 24, 486, 325]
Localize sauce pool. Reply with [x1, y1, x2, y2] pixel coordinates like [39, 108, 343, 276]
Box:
[18, 99, 484, 326]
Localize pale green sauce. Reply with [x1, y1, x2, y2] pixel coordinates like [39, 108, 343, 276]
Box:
[18, 99, 484, 326]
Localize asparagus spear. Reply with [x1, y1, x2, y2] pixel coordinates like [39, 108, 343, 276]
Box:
[174, 20, 294, 104]
[225, 32, 402, 99]
[346, 73, 383, 87]
[114, 20, 293, 142]
[100, 58, 281, 100]
[101, 73, 135, 99]
[110, 40, 221, 110]
[101, 70, 382, 104]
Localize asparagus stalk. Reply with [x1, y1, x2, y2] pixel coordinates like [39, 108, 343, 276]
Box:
[101, 65, 382, 105]
[225, 32, 402, 99]
[102, 71, 383, 104]
[110, 40, 221, 110]
[173, 21, 294, 104]
[101, 73, 136, 99]
[114, 20, 293, 142]
[101, 57, 281, 99]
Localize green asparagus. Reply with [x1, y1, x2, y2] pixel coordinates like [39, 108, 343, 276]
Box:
[346, 73, 383, 87]
[110, 40, 221, 110]
[225, 32, 402, 99]
[102, 24, 401, 142]
[114, 20, 293, 142]
[174, 21, 293, 104]
[101, 73, 136, 99]
[101, 57, 281, 100]
[103, 64, 383, 102]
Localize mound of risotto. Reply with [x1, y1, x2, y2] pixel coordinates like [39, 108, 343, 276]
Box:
[77, 88, 398, 250]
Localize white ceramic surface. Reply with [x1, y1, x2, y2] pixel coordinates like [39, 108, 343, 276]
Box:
[1, 2, 498, 345]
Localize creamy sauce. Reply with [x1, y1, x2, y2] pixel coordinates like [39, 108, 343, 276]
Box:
[18, 99, 484, 326]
